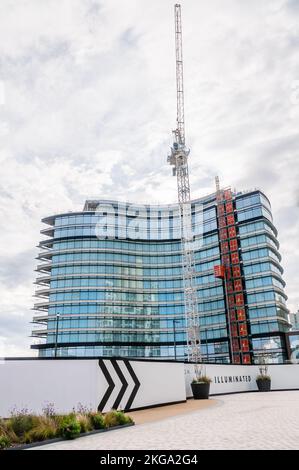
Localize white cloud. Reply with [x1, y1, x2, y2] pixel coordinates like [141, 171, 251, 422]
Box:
[0, 0, 298, 355]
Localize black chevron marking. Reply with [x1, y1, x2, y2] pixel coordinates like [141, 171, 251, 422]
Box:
[123, 359, 140, 410]
[111, 360, 128, 410]
[98, 359, 115, 412]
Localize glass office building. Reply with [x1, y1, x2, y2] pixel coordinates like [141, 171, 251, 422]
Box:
[31, 189, 290, 363]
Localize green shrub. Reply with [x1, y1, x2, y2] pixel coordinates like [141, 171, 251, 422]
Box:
[76, 414, 92, 433]
[23, 416, 58, 443]
[58, 415, 81, 440]
[0, 408, 133, 448]
[52, 414, 64, 428]
[114, 411, 133, 425]
[104, 410, 119, 428]
[256, 374, 271, 381]
[104, 410, 133, 428]
[89, 412, 105, 430]
[9, 414, 35, 438]
[0, 419, 18, 444]
[192, 375, 212, 384]
[0, 435, 11, 449]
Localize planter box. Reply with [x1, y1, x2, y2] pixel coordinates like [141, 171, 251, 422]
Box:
[6, 423, 134, 451]
[191, 382, 210, 400]
[256, 378, 271, 392]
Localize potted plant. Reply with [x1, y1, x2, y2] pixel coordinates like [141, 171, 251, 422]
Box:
[256, 361, 271, 392]
[256, 373, 271, 391]
[191, 367, 212, 399]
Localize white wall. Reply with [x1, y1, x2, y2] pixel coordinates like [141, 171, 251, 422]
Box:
[1, 359, 299, 418]
[130, 361, 185, 410]
[185, 363, 299, 397]
[0, 359, 102, 417]
[0, 359, 186, 418]
[267, 364, 299, 390]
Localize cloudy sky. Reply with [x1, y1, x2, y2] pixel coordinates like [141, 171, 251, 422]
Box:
[0, 0, 298, 356]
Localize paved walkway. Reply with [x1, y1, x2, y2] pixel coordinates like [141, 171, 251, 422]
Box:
[128, 398, 216, 424]
[34, 392, 299, 450]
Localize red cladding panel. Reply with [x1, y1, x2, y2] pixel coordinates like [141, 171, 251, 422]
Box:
[234, 280, 242, 292]
[214, 265, 225, 279]
[226, 202, 234, 214]
[230, 239, 238, 251]
[235, 293, 244, 305]
[218, 205, 225, 216]
[228, 226, 237, 238]
[227, 281, 234, 292]
[220, 228, 228, 240]
[232, 265, 241, 278]
[219, 216, 226, 228]
[231, 252, 240, 264]
[232, 324, 238, 337]
[241, 339, 249, 352]
[230, 309, 236, 321]
[233, 354, 241, 364]
[226, 215, 235, 226]
[237, 309, 246, 321]
[228, 295, 235, 307]
[239, 323, 248, 336]
[222, 254, 230, 266]
[221, 241, 229, 253]
[243, 354, 251, 364]
[225, 268, 232, 280]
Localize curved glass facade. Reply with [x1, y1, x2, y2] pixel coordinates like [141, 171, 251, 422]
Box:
[31, 190, 290, 363]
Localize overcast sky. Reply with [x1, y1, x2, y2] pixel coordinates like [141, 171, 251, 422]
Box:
[0, 0, 298, 356]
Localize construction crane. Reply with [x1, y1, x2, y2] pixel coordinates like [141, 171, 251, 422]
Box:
[167, 4, 201, 369]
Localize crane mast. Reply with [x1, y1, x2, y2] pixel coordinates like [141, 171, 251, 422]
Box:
[167, 4, 201, 366]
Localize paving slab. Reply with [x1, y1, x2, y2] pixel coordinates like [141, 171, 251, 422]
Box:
[128, 398, 217, 424]
[31, 391, 299, 450]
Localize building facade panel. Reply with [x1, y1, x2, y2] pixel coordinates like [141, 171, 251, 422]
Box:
[32, 190, 290, 363]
